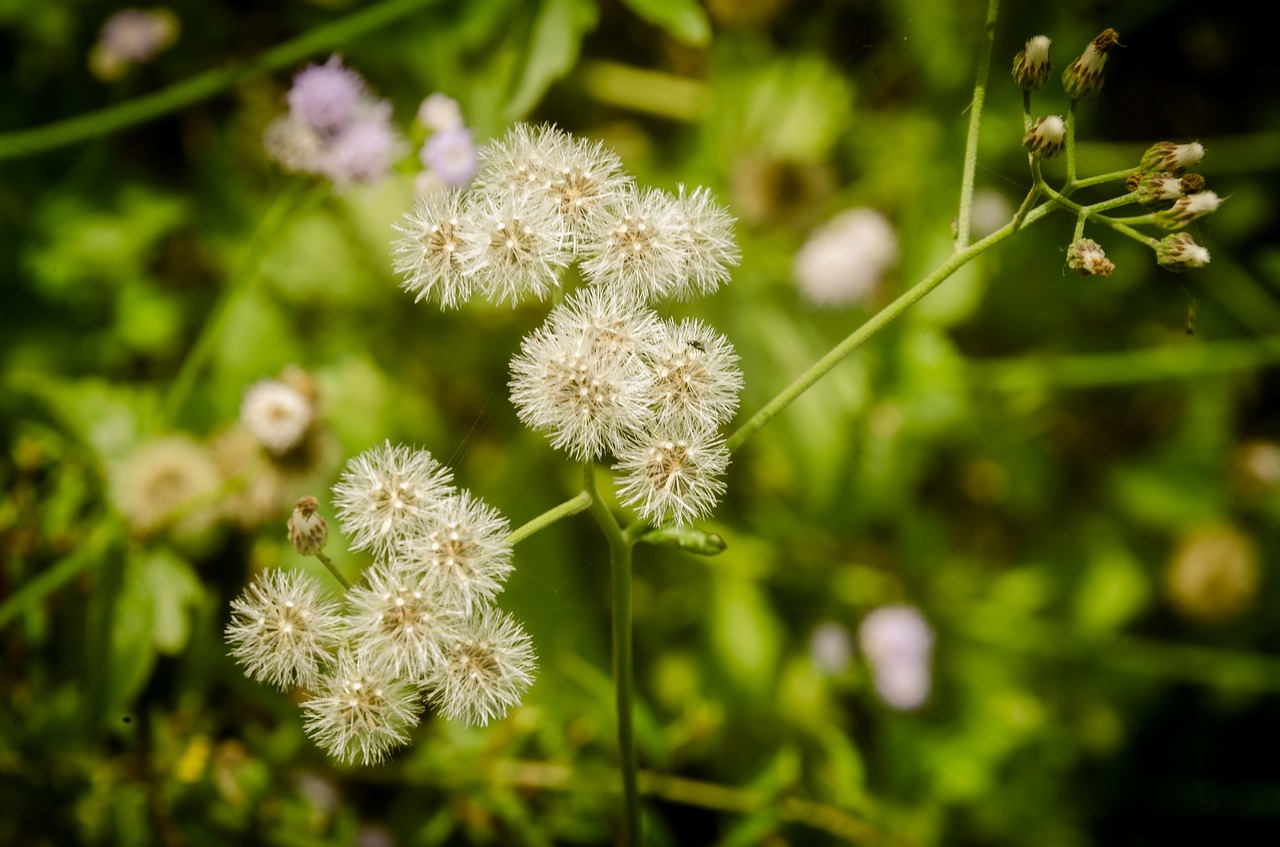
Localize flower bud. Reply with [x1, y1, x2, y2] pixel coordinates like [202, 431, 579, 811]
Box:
[1179, 173, 1206, 194]
[1062, 28, 1120, 100]
[1066, 238, 1114, 277]
[1140, 141, 1204, 174]
[1024, 115, 1067, 159]
[1156, 233, 1211, 271]
[1154, 191, 1221, 230]
[1012, 35, 1052, 91]
[288, 496, 329, 556]
[1134, 172, 1184, 208]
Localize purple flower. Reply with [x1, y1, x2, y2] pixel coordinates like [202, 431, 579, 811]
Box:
[319, 117, 403, 186]
[288, 56, 366, 133]
[421, 128, 479, 188]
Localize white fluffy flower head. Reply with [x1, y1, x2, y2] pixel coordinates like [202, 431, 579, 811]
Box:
[225, 569, 344, 691]
[332, 441, 454, 557]
[345, 562, 464, 681]
[428, 609, 536, 727]
[794, 208, 899, 308]
[509, 300, 653, 460]
[460, 189, 571, 305]
[580, 187, 690, 300]
[398, 491, 513, 615]
[241, 378, 314, 454]
[302, 649, 422, 765]
[392, 189, 474, 308]
[671, 184, 740, 299]
[645, 318, 743, 431]
[614, 429, 730, 526]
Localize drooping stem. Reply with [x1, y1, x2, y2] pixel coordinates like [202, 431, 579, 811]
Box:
[955, 0, 1002, 249]
[163, 180, 326, 425]
[726, 201, 1056, 453]
[0, 0, 443, 161]
[584, 464, 642, 845]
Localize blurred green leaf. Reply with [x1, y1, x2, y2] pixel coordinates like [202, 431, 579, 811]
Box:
[619, 0, 710, 46]
[505, 0, 599, 120]
[143, 549, 203, 654]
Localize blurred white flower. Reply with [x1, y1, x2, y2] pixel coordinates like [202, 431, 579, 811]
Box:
[241, 378, 314, 455]
[417, 92, 464, 133]
[858, 604, 934, 710]
[809, 622, 853, 675]
[794, 208, 899, 307]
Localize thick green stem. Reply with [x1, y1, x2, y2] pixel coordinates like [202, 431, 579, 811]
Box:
[0, 0, 442, 161]
[507, 491, 592, 547]
[163, 180, 325, 425]
[584, 465, 642, 846]
[955, 0, 1002, 249]
[726, 202, 1056, 453]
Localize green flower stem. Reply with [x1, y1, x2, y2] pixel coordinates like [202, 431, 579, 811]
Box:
[955, 0, 1002, 249]
[163, 180, 326, 425]
[968, 333, 1280, 391]
[726, 201, 1056, 453]
[1106, 213, 1157, 226]
[1021, 90, 1033, 131]
[1011, 183, 1041, 230]
[584, 464, 642, 846]
[314, 552, 351, 590]
[0, 0, 442, 161]
[1064, 101, 1079, 189]
[507, 491, 592, 547]
[1038, 184, 1159, 248]
[1071, 167, 1138, 190]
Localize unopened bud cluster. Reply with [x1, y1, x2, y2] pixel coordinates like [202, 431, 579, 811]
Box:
[395, 124, 745, 528]
[227, 441, 536, 764]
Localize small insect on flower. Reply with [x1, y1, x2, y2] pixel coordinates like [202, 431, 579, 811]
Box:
[644, 318, 744, 431]
[1182, 286, 1199, 335]
[225, 569, 345, 691]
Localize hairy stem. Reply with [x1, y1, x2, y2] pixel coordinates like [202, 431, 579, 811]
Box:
[584, 465, 642, 846]
[1064, 101, 1079, 189]
[726, 202, 1056, 453]
[0, 0, 442, 161]
[955, 0, 1002, 249]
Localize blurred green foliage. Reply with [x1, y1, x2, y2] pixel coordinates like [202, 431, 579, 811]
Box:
[2, 0, 1279, 845]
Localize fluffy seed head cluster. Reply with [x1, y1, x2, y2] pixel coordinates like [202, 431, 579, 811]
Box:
[794, 208, 900, 308]
[614, 431, 730, 527]
[858, 605, 935, 711]
[265, 56, 403, 186]
[393, 123, 738, 308]
[227, 441, 539, 764]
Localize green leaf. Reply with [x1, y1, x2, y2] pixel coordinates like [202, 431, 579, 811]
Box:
[143, 549, 204, 655]
[619, 0, 710, 46]
[638, 526, 727, 555]
[504, 0, 599, 120]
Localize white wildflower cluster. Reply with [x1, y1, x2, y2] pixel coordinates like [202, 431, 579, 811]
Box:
[225, 441, 536, 765]
[393, 124, 744, 527]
